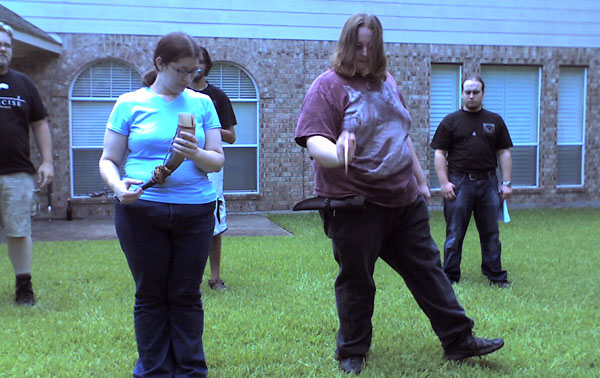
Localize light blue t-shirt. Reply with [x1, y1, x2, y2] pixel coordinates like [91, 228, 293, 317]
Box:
[107, 87, 221, 204]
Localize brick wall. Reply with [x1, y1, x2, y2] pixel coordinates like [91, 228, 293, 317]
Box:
[12, 34, 599, 219]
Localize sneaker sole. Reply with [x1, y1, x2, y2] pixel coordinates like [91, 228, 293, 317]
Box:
[444, 339, 504, 361]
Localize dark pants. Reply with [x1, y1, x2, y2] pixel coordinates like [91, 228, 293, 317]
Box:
[115, 199, 215, 377]
[442, 173, 508, 283]
[320, 196, 474, 359]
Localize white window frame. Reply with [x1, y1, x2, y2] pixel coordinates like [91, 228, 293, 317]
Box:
[429, 64, 462, 189]
[69, 60, 141, 197]
[205, 61, 260, 194]
[481, 65, 541, 188]
[557, 67, 586, 187]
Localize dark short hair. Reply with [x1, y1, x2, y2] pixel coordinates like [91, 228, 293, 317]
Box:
[143, 32, 201, 86]
[331, 13, 387, 81]
[0, 22, 13, 39]
[462, 76, 485, 92]
[199, 46, 213, 76]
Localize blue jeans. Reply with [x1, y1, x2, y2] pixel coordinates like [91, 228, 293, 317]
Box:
[115, 199, 215, 377]
[442, 173, 508, 283]
[320, 196, 474, 358]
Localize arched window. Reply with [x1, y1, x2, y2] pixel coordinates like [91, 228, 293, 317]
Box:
[70, 60, 141, 197]
[206, 62, 259, 193]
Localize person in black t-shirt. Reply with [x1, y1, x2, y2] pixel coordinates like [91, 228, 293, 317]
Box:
[0, 22, 54, 306]
[189, 47, 237, 291]
[431, 76, 512, 288]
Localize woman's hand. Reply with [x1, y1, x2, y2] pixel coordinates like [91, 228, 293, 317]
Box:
[113, 178, 144, 205]
[172, 130, 199, 159]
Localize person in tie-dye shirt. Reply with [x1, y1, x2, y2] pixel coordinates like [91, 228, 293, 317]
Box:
[295, 13, 504, 375]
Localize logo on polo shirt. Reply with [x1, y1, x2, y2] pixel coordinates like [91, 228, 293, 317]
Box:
[483, 123, 495, 133]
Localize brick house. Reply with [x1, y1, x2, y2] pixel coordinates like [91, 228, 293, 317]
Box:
[1, 1, 599, 219]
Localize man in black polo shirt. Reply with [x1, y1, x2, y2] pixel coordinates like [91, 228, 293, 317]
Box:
[431, 76, 512, 288]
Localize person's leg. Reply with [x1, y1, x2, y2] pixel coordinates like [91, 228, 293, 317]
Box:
[168, 202, 214, 377]
[379, 196, 474, 347]
[1, 173, 36, 305]
[207, 233, 227, 290]
[115, 200, 175, 377]
[207, 170, 227, 290]
[321, 205, 387, 360]
[7, 236, 33, 274]
[474, 177, 508, 284]
[442, 175, 476, 283]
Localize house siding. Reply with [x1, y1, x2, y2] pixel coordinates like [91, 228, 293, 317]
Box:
[3, 0, 600, 47]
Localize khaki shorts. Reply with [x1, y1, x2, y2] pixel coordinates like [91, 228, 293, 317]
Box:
[0, 172, 35, 237]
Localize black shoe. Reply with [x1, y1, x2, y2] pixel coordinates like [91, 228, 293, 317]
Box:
[444, 335, 504, 361]
[15, 274, 36, 306]
[339, 356, 364, 375]
[489, 280, 510, 288]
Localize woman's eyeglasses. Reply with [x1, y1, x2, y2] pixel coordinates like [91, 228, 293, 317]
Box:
[170, 64, 202, 77]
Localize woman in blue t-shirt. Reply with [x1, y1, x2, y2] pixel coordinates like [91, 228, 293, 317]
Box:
[99, 32, 223, 377]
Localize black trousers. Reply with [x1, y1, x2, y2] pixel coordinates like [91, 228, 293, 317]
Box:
[321, 196, 474, 359]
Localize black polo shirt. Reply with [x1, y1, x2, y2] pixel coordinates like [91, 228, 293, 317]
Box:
[430, 108, 513, 173]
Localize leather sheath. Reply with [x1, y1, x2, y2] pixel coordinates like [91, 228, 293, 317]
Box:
[292, 195, 366, 211]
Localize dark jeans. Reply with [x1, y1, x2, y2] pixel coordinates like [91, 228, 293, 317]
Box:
[115, 199, 215, 377]
[442, 173, 508, 283]
[320, 196, 474, 359]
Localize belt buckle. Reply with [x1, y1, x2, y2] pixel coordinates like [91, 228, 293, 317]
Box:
[468, 173, 477, 180]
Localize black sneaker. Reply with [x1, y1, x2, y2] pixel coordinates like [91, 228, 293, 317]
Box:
[444, 334, 504, 361]
[339, 356, 364, 375]
[15, 274, 36, 306]
[489, 280, 510, 288]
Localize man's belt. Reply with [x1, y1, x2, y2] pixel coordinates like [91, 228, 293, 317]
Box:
[449, 170, 496, 181]
[293, 195, 366, 211]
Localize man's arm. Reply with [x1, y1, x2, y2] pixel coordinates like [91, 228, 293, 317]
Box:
[434, 149, 456, 200]
[31, 118, 54, 188]
[221, 126, 236, 144]
[497, 148, 512, 200]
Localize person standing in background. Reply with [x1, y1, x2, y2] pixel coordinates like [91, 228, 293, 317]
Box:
[0, 22, 54, 306]
[189, 47, 237, 291]
[431, 76, 513, 288]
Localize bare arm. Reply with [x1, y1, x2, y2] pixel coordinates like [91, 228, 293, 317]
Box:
[306, 132, 356, 168]
[99, 129, 143, 204]
[31, 118, 54, 188]
[221, 126, 236, 144]
[434, 149, 456, 200]
[407, 137, 430, 202]
[497, 148, 512, 200]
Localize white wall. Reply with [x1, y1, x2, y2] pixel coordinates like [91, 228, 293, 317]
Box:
[4, 0, 600, 47]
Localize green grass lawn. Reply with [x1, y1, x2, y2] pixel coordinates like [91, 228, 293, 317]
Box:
[1, 208, 599, 377]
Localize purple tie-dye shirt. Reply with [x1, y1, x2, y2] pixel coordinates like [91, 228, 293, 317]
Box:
[295, 70, 418, 207]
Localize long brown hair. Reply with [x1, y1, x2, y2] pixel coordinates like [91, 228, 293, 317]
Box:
[142, 32, 201, 87]
[331, 13, 387, 81]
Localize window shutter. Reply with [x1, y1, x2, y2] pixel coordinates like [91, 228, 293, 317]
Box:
[71, 101, 116, 148]
[481, 66, 540, 187]
[430, 65, 460, 188]
[206, 63, 257, 99]
[70, 60, 141, 197]
[557, 68, 584, 144]
[557, 67, 585, 186]
[206, 62, 259, 194]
